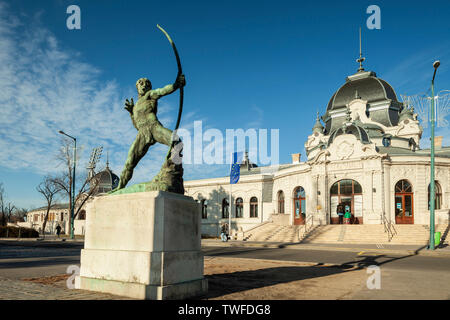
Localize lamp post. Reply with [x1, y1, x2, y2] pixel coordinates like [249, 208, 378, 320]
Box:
[59, 130, 76, 240]
[429, 60, 440, 250]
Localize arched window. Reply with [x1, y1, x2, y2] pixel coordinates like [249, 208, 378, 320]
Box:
[293, 187, 306, 224]
[428, 181, 442, 210]
[277, 191, 285, 214]
[78, 210, 86, 220]
[235, 198, 243, 218]
[222, 198, 229, 218]
[250, 197, 258, 218]
[201, 200, 207, 219]
[394, 179, 414, 224]
[395, 180, 412, 193]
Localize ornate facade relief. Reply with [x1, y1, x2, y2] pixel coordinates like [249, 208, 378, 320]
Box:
[326, 134, 379, 162]
[394, 118, 422, 145]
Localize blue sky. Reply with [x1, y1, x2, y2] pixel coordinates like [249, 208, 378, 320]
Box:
[0, 0, 449, 209]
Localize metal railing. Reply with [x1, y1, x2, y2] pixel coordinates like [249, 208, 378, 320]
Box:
[382, 215, 397, 242]
[303, 214, 314, 238]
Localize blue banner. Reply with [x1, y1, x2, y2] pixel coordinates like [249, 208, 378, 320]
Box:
[230, 152, 243, 184]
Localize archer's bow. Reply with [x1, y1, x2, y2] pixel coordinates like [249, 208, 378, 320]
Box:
[157, 24, 184, 161]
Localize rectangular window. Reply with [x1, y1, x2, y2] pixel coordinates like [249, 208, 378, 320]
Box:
[250, 204, 258, 218]
[222, 206, 229, 219]
[236, 206, 243, 218]
[330, 196, 339, 217]
[354, 195, 363, 217]
[201, 202, 207, 220]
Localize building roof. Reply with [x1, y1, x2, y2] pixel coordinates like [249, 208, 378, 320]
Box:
[322, 69, 402, 134]
[376, 146, 450, 158]
[94, 166, 119, 190]
[28, 203, 69, 213]
[326, 71, 398, 111]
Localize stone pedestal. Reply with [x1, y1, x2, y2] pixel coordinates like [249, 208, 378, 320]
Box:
[75, 191, 208, 300]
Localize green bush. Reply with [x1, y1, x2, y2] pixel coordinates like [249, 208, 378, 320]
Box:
[0, 226, 39, 238]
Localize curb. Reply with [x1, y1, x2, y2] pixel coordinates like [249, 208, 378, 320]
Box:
[0, 238, 84, 243]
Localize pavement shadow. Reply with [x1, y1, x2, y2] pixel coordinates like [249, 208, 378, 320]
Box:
[204, 264, 353, 299]
[338, 248, 422, 271]
[203, 246, 274, 257]
[204, 247, 426, 299]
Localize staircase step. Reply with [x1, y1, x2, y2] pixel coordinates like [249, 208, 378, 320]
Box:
[243, 223, 450, 245]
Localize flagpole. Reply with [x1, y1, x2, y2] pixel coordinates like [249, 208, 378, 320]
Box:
[229, 152, 232, 240]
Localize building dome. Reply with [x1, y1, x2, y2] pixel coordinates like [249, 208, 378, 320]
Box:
[92, 165, 119, 194]
[323, 70, 402, 134]
[326, 71, 398, 111]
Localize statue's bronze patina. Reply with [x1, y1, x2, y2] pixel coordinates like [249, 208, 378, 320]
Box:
[111, 25, 185, 195]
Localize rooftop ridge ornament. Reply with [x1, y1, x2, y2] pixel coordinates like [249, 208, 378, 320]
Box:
[356, 27, 365, 72]
[313, 111, 324, 133]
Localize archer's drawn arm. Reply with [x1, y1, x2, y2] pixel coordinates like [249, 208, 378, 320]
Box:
[150, 74, 186, 99]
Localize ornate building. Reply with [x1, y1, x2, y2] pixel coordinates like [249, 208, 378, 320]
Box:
[184, 60, 450, 237]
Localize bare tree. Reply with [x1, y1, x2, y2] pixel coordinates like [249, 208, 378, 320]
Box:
[0, 183, 6, 227]
[36, 176, 61, 238]
[12, 207, 28, 223]
[4, 202, 16, 224]
[51, 172, 100, 220]
[52, 138, 101, 229]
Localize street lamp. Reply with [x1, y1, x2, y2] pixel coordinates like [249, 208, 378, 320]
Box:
[429, 60, 440, 250]
[58, 130, 76, 240]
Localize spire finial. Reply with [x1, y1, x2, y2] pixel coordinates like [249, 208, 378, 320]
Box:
[106, 150, 110, 169]
[356, 27, 365, 72]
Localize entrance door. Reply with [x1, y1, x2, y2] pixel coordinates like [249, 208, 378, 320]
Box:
[341, 198, 352, 223]
[329, 179, 363, 224]
[293, 187, 305, 225]
[395, 194, 414, 224]
[394, 180, 414, 224]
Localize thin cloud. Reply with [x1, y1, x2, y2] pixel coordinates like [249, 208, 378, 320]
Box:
[0, 2, 226, 188]
[0, 4, 184, 185]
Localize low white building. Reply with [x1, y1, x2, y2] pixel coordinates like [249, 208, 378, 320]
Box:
[185, 64, 450, 237]
[24, 204, 70, 235]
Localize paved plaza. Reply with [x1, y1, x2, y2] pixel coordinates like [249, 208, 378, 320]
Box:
[1, 239, 450, 300]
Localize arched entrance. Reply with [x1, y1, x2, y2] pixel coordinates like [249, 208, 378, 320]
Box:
[330, 179, 363, 224]
[394, 180, 414, 224]
[293, 187, 306, 225]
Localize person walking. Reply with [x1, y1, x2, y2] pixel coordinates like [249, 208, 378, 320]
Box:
[220, 223, 229, 242]
[344, 205, 352, 224]
[56, 225, 62, 238]
[337, 203, 344, 224]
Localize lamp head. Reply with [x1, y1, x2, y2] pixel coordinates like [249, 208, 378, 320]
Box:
[433, 60, 440, 69]
[58, 130, 64, 134]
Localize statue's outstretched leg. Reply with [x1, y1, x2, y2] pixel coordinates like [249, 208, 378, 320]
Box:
[117, 132, 152, 190]
[152, 121, 173, 146]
